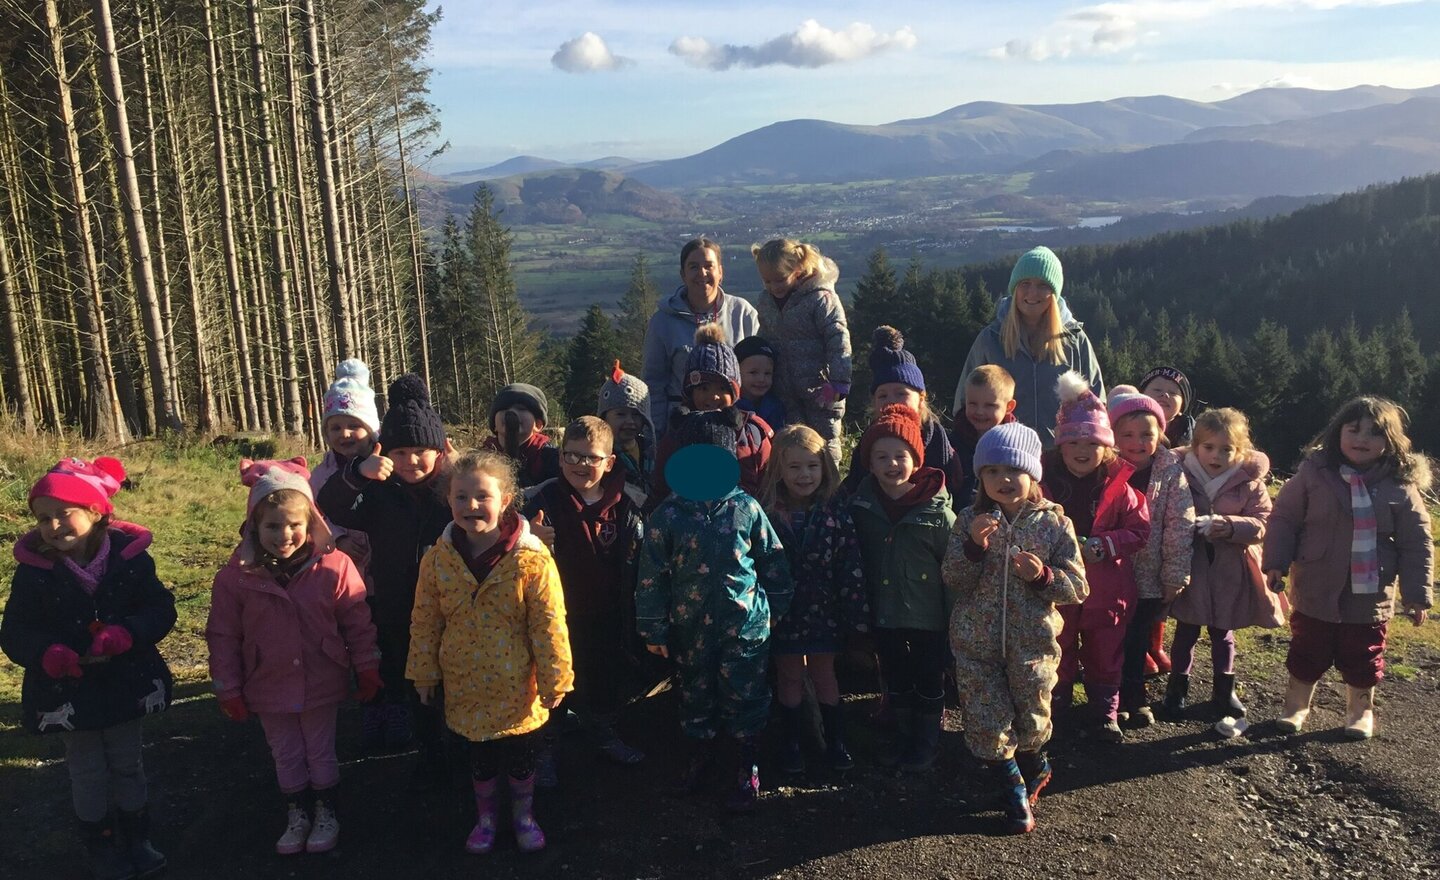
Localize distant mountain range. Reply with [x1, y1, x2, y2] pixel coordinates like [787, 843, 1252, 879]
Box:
[432, 83, 1440, 221]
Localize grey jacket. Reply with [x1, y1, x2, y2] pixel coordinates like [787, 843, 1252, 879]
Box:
[954, 296, 1104, 445]
[642, 286, 759, 432]
[756, 258, 852, 406]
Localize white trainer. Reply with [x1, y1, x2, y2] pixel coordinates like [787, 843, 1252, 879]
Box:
[306, 802, 340, 853]
[275, 806, 311, 856]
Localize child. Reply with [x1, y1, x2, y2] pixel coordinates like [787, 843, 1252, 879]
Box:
[408, 450, 573, 854]
[1264, 397, 1433, 739]
[943, 423, 1087, 834]
[949, 365, 1019, 508]
[651, 324, 774, 504]
[849, 404, 957, 770]
[1040, 373, 1150, 741]
[523, 417, 647, 782]
[309, 359, 382, 747]
[761, 424, 869, 773]
[841, 326, 964, 507]
[483, 383, 561, 489]
[598, 359, 656, 500]
[752, 239, 851, 462]
[1107, 386, 1194, 727]
[1140, 366, 1195, 449]
[317, 374, 454, 775]
[1164, 408, 1284, 730]
[636, 409, 793, 812]
[206, 459, 381, 856]
[1, 456, 175, 878]
[733, 335, 788, 429]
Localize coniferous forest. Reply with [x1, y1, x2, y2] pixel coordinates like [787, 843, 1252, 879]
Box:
[1, 1, 1438, 470]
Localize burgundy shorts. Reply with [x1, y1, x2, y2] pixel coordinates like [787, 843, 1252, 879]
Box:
[1285, 611, 1387, 688]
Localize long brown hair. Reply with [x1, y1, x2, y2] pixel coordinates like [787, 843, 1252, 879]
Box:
[1306, 396, 1432, 491]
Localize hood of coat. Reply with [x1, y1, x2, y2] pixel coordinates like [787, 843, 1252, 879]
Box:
[438, 514, 547, 559]
[853, 468, 953, 522]
[1176, 446, 1270, 493]
[790, 257, 840, 298]
[14, 520, 153, 570]
[660, 284, 732, 319]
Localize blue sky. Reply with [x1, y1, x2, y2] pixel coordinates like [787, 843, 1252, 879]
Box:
[423, 0, 1440, 171]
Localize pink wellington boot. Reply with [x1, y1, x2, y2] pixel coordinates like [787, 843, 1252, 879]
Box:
[465, 778, 499, 854]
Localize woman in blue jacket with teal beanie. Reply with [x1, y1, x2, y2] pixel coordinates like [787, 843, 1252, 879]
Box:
[954, 246, 1104, 446]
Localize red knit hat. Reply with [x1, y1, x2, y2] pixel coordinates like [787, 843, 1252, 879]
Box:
[28, 457, 126, 515]
[859, 404, 925, 465]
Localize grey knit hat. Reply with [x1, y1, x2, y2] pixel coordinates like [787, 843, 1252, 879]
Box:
[974, 421, 1044, 482]
[598, 360, 655, 437]
[490, 383, 549, 427]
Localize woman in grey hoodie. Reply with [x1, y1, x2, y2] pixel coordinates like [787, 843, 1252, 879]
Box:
[953, 246, 1103, 446]
[642, 238, 760, 435]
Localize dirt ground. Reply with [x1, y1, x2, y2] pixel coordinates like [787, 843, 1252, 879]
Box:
[4, 646, 1440, 880]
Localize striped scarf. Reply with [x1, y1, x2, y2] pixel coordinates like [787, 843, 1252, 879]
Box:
[1340, 465, 1380, 595]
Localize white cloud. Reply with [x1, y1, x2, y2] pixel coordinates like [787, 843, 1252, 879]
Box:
[552, 32, 633, 72]
[1210, 73, 1322, 93]
[670, 19, 917, 71]
[990, 0, 1424, 62]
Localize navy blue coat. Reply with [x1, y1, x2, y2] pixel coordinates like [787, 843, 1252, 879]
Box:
[1, 523, 175, 734]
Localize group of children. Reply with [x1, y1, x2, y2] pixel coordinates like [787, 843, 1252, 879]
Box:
[3, 240, 1433, 878]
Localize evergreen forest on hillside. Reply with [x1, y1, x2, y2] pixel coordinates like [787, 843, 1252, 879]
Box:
[0, 0, 1437, 468]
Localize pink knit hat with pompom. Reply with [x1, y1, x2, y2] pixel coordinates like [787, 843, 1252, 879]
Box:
[1053, 372, 1113, 447]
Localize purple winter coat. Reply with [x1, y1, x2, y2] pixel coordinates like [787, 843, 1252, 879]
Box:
[1263, 457, 1433, 625]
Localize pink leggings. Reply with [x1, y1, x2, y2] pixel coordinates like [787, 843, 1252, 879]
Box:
[259, 704, 340, 794]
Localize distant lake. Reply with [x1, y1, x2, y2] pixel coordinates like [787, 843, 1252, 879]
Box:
[980, 215, 1123, 233]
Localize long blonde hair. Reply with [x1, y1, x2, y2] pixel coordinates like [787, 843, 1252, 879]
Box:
[1000, 297, 1066, 365]
[762, 425, 840, 513]
[1192, 408, 1253, 460]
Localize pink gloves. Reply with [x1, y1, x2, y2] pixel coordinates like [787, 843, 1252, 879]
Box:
[814, 382, 850, 405]
[353, 668, 384, 703]
[88, 624, 133, 657]
[219, 695, 250, 722]
[42, 644, 83, 679]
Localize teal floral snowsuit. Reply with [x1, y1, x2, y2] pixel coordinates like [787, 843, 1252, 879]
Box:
[636, 488, 793, 739]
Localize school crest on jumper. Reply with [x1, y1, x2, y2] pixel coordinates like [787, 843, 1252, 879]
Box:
[596, 521, 617, 548]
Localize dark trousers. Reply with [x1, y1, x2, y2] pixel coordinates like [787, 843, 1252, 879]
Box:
[1120, 597, 1166, 709]
[469, 730, 539, 781]
[874, 627, 948, 707]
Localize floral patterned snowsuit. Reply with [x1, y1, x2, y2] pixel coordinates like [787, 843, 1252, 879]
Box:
[942, 500, 1087, 761]
[636, 488, 793, 739]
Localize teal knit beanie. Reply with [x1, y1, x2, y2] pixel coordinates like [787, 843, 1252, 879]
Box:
[1008, 246, 1064, 299]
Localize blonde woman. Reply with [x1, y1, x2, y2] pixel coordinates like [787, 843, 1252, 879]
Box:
[954, 246, 1103, 446]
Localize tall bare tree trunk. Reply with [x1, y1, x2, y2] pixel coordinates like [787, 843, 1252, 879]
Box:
[203, 0, 259, 430]
[44, 0, 127, 440]
[0, 205, 35, 433]
[150, 3, 216, 433]
[299, 0, 353, 358]
[246, 0, 302, 432]
[90, 0, 183, 432]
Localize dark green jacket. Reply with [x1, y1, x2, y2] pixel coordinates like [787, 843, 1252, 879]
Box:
[850, 473, 957, 632]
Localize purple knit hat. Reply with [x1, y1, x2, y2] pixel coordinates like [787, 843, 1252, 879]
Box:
[1106, 384, 1167, 429]
[1053, 371, 1113, 447]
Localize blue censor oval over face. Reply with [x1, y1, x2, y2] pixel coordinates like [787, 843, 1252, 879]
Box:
[665, 445, 740, 501]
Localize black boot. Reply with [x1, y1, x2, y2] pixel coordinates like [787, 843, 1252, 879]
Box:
[116, 807, 166, 878]
[778, 705, 806, 774]
[899, 692, 944, 772]
[877, 691, 913, 768]
[818, 702, 854, 771]
[673, 737, 715, 796]
[79, 816, 137, 880]
[1212, 672, 1245, 717]
[1161, 673, 1190, 719]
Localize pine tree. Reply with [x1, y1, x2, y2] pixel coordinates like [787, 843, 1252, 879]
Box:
[564, 304, 622, 422]
[466, 185, 547, 415]
[1241, 319, 1295, 415]
[614, 252, 657, 374]
[848, 248, 901, 416]
[1380, 307, 1425, 406]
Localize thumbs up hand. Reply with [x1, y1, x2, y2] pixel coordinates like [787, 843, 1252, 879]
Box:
[358, 444, 393, 482]
[529, 509, 555, 548]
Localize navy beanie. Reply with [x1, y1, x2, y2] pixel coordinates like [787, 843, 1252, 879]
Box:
[684, 325, 742, 402]
[868, 325, 926, 393]
[668, 407, 740, 456]
[380, 374, 446, 451]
